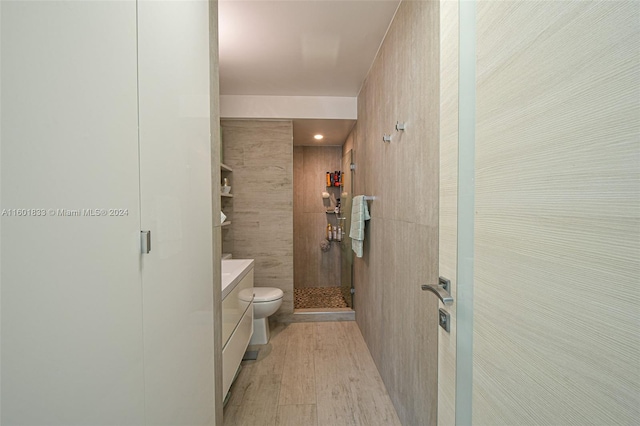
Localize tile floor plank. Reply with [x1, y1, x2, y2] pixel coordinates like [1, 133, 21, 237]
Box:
[315, 322, 401, 426]
[224, 321, 399, 426]
[223, 374, 281, 426]
[276, 405, 318, 426]
[247, 323, 291, 376]
[279, 323, 317, 405]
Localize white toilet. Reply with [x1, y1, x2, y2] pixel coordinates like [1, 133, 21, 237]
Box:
[249, 287, 283, 345]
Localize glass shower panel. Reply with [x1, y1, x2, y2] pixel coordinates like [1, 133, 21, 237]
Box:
[340, 149, 354, 308]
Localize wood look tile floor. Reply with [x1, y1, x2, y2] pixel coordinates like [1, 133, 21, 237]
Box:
[223, 322, 401, 426]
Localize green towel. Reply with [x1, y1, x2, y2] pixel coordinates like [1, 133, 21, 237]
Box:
[349, 195, 370, 258]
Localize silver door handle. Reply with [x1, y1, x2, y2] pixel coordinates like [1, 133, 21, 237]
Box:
[141, 230, 151, 254]
[421, 276, 453, 306]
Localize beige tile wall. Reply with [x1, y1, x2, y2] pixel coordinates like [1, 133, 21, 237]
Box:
[345, 2, 440, 425]
[293, 146, 342, 289]
[220, 120, 294, 322]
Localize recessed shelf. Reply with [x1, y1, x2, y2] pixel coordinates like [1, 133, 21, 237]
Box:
[221, 193, 233, 198]
[220, 163, 233, 172]
[221, 221, 231, 227]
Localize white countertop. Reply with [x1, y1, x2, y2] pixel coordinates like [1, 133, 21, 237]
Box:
[221, 259, 254, 299]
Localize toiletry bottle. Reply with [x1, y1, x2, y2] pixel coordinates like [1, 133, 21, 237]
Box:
[327, 223, 333, 241]
[336, 171, 341, 187]
[326, 172, 331, 187]
[337, 225, 342, 242]
[332, 225, 337, 241]
[335, 198, 341, 214]
[222, 177, 231, 194]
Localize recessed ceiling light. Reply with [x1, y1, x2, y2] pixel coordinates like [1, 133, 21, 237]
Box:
[314, 134, 324, 140]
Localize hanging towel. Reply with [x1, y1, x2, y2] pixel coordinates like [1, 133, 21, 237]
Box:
[349, 195, 371, 258]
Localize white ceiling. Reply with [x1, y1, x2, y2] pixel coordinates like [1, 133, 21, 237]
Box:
[293, 119, 356, 146]
[218, 0, 400, 97]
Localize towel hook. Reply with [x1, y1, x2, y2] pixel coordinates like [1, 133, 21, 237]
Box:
[395, 121, 406, 131]
[382, 134, 392, 143]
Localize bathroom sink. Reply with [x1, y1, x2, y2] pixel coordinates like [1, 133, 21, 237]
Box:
[221, 259, 254, 299]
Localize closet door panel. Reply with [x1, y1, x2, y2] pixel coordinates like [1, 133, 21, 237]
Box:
[0, 1, 144, 424]
[137, 1, 215, 424]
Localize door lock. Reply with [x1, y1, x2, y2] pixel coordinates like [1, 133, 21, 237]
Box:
[439, 308, 450, 333]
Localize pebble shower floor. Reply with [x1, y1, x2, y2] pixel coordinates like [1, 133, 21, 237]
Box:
[294, 287, 348, 309]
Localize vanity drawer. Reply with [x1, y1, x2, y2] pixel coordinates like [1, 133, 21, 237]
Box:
[222, 269, 253, 348]
[222, 304, 253, 397]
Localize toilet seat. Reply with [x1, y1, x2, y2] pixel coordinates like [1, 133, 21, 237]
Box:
[252, 287, 283, 303]
[238, 289, 254, 303]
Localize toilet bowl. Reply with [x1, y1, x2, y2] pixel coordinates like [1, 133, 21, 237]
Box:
[249, 287, 283, 345]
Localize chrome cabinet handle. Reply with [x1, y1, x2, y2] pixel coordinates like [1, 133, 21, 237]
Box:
[141, 230, 151, 254]
[421, 277, 453, 306]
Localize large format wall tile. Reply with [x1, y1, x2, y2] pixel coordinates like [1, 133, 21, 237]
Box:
[221, 120, 294, 322]
[345, 2, 440, 425]
[293, 146, 342, 289]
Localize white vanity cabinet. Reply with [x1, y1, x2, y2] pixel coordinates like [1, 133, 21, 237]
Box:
[221, 259, 255, 397]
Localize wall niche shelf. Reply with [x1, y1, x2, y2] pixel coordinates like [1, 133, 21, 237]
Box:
[221, 162, 233, 240]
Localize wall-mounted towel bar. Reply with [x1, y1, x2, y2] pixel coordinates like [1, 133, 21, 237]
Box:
[364, 196, 376, 201]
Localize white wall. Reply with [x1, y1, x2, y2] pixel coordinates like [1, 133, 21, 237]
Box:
[220, 95, 357, 119]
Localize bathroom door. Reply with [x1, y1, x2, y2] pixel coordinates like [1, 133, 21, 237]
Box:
[470, 1, 639, 423]
[444, 1, 640, 425]
[436, 0, 459, 424]
[340, 149, 354, 307]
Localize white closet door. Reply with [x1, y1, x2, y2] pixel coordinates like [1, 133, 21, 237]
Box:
[0, 1, 144, 424]
[137, 1, 215, 424]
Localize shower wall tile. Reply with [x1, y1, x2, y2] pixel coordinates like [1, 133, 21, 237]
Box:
[345, 2, 440, 425]
[293, 146, 342, 289]
[221, 120, 294, 321]
[293, 148, 305, 219]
